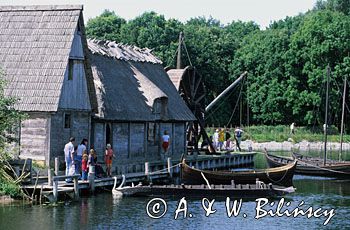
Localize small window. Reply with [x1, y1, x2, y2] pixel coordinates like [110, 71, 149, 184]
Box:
[153, 100, 161, 114]
[68, 59, 74, 80]
[64, 114, 71, 129]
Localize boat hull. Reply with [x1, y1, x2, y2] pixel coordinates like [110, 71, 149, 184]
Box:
[115, 184, 295, 199]
[181, 159, 296, 186]
[265, 152, 350, 178]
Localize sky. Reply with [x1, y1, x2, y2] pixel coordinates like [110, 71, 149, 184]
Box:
[0, 0, 318, 28]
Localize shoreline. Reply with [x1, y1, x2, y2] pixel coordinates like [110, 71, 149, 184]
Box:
[241, 140, 350, 152]
[0, 195, 14, 204]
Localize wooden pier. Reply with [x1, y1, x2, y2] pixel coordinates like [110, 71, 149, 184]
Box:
[22, 152, 256, 203]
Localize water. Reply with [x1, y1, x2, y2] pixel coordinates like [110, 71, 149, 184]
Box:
[1, 151, 350, 230]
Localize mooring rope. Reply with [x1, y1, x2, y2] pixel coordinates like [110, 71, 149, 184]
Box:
[148, 162, 182, 175]
[266, 168, 290, 184]
[226, 78, 245, 127]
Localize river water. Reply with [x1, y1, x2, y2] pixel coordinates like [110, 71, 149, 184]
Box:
[0, 151, 349, 230]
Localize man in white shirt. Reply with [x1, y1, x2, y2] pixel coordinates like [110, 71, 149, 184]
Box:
[290, 123, 295, 135]
[234, 127, 243, 151]
[213, 129, 219, 150]
[64, 137, 75, 182]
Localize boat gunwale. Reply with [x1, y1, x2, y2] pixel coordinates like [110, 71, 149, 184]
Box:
[182, 156, 297, 176]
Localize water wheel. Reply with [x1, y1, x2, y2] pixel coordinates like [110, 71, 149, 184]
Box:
[167, 66, 215, 153]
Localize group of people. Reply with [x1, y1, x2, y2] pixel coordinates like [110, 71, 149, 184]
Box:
[212, 127, 244, 151]
[64, 137, 115, 182]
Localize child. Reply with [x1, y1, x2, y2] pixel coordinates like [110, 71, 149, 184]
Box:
[105, 144, 115, 177]
[81, 150, 88, 181]
[88, 149, 96, 166]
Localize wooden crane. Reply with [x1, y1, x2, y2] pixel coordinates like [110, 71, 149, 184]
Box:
[167, 32, 247, 154]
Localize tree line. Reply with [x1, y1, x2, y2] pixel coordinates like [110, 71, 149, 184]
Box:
[85, 0, 350, 131]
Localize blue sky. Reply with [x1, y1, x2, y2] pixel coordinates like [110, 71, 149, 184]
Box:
[0, 0, 318, 28]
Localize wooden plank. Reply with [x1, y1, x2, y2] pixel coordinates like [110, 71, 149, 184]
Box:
[53, 174, 80, 181]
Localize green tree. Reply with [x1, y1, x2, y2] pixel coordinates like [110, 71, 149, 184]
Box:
[315, 0, 350, 15]
[230, 28, 292, 124]
[287, 10, 350, 125]
[86, 10, 126, 41]
[119, 12, 183, 65]
[0, 70, 27, 197]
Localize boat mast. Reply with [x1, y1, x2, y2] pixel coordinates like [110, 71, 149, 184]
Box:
[324, 65, 330, 166]
[339, 76, 347, 161]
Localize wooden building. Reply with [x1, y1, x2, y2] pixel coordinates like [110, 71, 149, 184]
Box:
[0, 5, 97, 166]
[88, 39, 195, 170]
[0, 5, 195, 169]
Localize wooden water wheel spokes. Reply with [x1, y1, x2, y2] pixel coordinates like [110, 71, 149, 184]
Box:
[167, 66, 214, 153]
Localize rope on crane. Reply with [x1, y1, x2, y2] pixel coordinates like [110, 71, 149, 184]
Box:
[226, 79, 245, 126]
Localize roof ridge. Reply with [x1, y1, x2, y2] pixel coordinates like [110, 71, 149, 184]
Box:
[0, 5, 83, 12]
[87, 38, 163, 64]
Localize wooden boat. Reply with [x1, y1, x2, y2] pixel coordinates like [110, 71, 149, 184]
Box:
[181, 159, 297, 186]
[265, 151, 350, 178]
[113, 183, 295, 199]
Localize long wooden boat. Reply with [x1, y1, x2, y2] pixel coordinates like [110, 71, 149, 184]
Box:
[265, 151, 350, 178]
[181, 159, 297, 186]
[113, 183, 295, 199]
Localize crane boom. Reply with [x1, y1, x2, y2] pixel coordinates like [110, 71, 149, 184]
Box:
[205, 71, 248, 113]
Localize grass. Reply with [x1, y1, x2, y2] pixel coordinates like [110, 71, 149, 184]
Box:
[206, 125, 350, 143]
[0, 179, 22, 198]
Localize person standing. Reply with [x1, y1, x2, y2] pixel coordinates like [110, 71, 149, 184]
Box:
[225, 128, 231, 150]
[213, 129, 219, 150]
[64, 137, 75, 183]
[161, 130, 170, 160]
[218, 128, 225, 151]
[81, 150, 88, 181]
[105, 144, 115, 177]
[76, 138, 88, 176]
[290, 123, 295, 135]
[234, 127, 244, 152]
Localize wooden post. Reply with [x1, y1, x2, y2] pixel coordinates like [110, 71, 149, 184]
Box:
[73, 175, 79, 200]
[39, 184, 43, 205]
[53, 180, 58, 202]
[14, 166, 20, 178]
[176, 32, 183, 69]
[55, 157, 59, 176]
[48, 168, 54, 186]
[324, 65, 330, 166]
[339, 77, 347, 161]
[88, 166, 95, 194]
[145, 162, 149, 175]
[167, 158, 173, 177]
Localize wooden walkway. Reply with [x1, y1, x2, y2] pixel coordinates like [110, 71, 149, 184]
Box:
[22, 152, 256, 203]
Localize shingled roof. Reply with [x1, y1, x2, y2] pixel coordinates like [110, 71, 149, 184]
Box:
[88, 39, 196, 121]
[0, 5, 97, 112]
